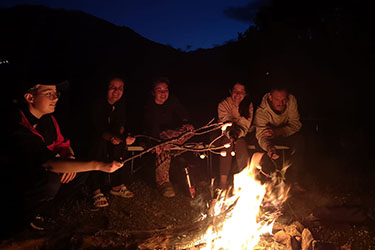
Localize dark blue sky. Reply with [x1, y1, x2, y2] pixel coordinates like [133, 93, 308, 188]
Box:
[1, 0, 263, 51]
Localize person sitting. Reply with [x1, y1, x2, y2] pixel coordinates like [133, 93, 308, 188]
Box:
[217, 82, 254, 190]
[254, 85, 304, 187]
[88, 77, 135, 208]
[142, 76, 194, 197]
[6, 79, 124, 231]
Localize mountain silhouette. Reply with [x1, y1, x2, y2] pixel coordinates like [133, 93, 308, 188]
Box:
[1, 4, 373, 156]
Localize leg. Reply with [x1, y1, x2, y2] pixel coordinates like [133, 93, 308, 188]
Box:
[87, 171, 107, 193]
[23, 171, 61, 221]
[219, 137, 234, 189]
[278, 132, 305, 183]
[155, 150, 172, 186]
[110, 162, 131, 187]
[87, 171, 109, 207]
[55, 172, 89, 201]
[109, 165, 134, 198]
[234, 138, 250, 173]
[155, 149, 175, 197]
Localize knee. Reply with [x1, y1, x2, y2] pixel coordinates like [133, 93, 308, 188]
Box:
[44, 172, 61, 199]
[236, 150, 250, 168]
[288, 133, 305, 154]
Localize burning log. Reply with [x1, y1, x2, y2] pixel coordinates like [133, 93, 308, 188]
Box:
[188, 152, 292, 249]
[82, 152, 293, 249]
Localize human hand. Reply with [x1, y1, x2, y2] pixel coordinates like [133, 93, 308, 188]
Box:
[126, 136, 136, 145]
[110, 136, 122, 145]
[228, 124, 241, 141]
[100, 161, 124, 173]
[182, 124, 194, 131]
[60, 172, 77, 183]
[119, 126, 125, 135]
[261, 126, 274, 138]
[155, 145, 162, 155]
[266, 145, 279, 160]
[272, 127, 286, 138]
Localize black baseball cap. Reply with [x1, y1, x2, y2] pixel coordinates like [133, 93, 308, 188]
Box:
[12, 78, 70, 104]
[22, 79, 70, 94]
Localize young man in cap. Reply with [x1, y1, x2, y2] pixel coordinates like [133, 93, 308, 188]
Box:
[5, 80, 124, 231]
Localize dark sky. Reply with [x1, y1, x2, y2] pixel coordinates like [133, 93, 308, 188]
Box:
[1, 0, 266, 51]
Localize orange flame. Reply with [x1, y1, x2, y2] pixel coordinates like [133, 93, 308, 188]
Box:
[196, 153, 290, 249]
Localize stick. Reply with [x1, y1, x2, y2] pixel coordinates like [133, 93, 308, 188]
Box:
[121, 120, 231, 165]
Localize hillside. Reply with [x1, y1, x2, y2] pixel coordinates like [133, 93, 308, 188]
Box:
[0, 3, 373, 157]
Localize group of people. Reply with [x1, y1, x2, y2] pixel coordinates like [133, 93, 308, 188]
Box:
[217, 82, 303, 189]
[4, 75, 303, 232]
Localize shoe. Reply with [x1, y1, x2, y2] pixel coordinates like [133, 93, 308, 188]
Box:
[110, 186, 134, 198]
[30, 215, 46, 231]
[159, 182, 175, 197]
[92, 193, 109, 208]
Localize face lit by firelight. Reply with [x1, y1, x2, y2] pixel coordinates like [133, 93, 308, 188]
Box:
[153, 82, 169, 105]
[24, 85, 59, 118]
[269, 89, 288, 113]
[230, 83, 246, 106]
[107, 78, 124, 105]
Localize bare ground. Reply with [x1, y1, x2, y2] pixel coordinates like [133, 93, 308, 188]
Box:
[1, 138, 375, 250]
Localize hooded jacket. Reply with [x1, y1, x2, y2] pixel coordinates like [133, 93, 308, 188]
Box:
[217, 97, 253, 138]
[254, 93, 302, 151]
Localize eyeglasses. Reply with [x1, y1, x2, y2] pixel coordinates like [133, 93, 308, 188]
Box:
[37, 91, 61, 100]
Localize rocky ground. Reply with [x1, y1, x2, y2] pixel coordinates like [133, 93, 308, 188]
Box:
[1, 133, 375, 250]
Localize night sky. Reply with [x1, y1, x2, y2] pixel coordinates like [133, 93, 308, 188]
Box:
[0, 0, 265, 51]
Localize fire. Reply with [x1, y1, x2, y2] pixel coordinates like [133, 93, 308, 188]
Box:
[196, 153, 290, 250]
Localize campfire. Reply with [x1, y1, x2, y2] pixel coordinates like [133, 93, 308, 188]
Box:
[190, 152, 291, 250]
[115, 122, 321, 249]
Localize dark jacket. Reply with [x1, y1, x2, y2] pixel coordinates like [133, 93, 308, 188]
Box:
[142, 94, 190, 139]
[7, 108, 67, 178]
[89, 97, 128, 161]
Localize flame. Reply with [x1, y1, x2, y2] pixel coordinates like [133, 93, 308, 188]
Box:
[196, 153, 290, 250]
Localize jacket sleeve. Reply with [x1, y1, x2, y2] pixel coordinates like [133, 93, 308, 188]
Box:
[282, 95, 302, 136]
[217, 100, 231, 123]
[111, 102, 127, 138]
[236, 102, 253, 138]
[218, 100, 252, 138]
[254, 108, 273, 151]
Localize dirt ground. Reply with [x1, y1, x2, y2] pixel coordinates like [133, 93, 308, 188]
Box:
[1, 130, 375, 250]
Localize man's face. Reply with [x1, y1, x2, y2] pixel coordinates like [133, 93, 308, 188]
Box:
[269, 90, 288, 112]
[153, 82, 169, 105]
[231, 83, 246, 106]
[107, 79, 124, 104]
[26, 85, 59, 118]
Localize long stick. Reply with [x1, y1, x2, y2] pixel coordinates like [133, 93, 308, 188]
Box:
[121, 120, 231, 165]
